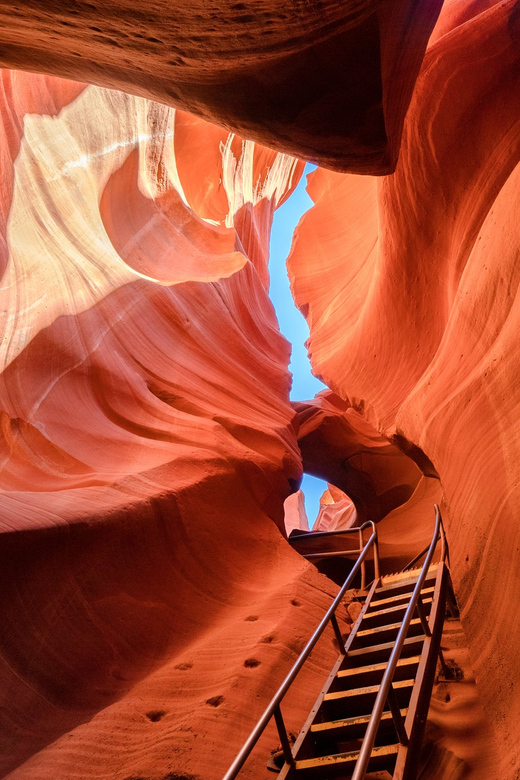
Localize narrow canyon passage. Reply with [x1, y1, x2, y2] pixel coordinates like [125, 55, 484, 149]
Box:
[0, 1, 518, 779]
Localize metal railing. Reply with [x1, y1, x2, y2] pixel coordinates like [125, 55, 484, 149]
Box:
[222, 524, 380, 780]
[350, 504, 445, 780]
[288, 521, 380, 589]
[401, 542, 430, 572]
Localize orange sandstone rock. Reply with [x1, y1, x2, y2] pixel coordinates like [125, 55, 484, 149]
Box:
[283, 489, 310, 536]
[0, 0, 443, 173]
[294, 391, 422, 523]
[313, 485, 357, 533]
[0, 74, 313, 778]
[0, 0, 518, 776]
[289, 0, 520, 773]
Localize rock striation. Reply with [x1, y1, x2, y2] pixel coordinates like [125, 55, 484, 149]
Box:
[288, 0, 519, 773]
[0, 0, 518, 777]
[313, 484, 357, 533]
[0, 0, 443, 172]
[283, 489, 310, 536]
[0, 72, 318, 779]
[294, 391, 423, 524]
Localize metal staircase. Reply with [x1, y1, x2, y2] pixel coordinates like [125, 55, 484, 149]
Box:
[223, 506, 450, 780]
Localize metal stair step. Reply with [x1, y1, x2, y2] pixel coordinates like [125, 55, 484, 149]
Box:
[294, 743, 400, 774]
[337, 655, 421, 679]
[363, 598, 432, 624]
[369, 586, 435, 610]
[352, 618, 423, 650]
[375, 567, 437, 595]
[324, 678, 414, 703]
[311, 708, 408, 735]
[357, 618, 421, 638]
[346, 634, 426, 666]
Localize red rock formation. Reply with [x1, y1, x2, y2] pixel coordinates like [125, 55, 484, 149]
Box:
[1, 500, 348, 780]
[313, 484, 357, 533]
[0, 73, 322, 778]
[294, 391, 423, 523]
[0, 0, 518, 776]
[283, 489, 310, 536]
[421, 619, 497, 780]
[0, 0, 443, 173]
[289, 0, 520, 773]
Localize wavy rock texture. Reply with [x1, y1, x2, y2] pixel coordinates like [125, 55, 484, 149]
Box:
[3, 517, 349, 780]
[0, 0, 443, 173]
[283, 482, 357, 538]
[291, 392, 426, 582]
[0, 0, 518, 776]
[419, 619, 497, 780]
[0, 72, 340, 780]
[313, 484, 357, 533]
[289, 0, 520, 773]
[283, 489, 310, 535]
[294, 391, 423, 523]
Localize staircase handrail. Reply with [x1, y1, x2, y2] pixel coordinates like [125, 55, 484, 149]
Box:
[289, 521, 380, 588]
[350, 504, 444, 780]
[222, 524, 379, 780]
[400, 542, 430, 572]
[288, 524, 373, 542]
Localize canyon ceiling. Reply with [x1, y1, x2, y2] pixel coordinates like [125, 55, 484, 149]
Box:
[0, 1, 518, 779]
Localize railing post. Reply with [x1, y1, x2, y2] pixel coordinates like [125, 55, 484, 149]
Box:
[415, 595, 432, 637]
[439, 514, 447, 563]
[373, 527, 380, 581]
[386, 684, 409, 746]
[330, 613, 346, 654]
[273, 706, 294, 766]
[358, 527, 366, 590]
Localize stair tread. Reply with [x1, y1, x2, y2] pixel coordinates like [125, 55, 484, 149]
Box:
[324, 679, 414, 702]
[311, 708, 408, 733]
[357, 618, 421, 638]
[348, 634, 425, 658]
[364, 599, 432, 621]
[375, 567, 437, 594]
[369, 586, 434, 609]
[295, 743, 400, 770]
[337, 655, 421, 679]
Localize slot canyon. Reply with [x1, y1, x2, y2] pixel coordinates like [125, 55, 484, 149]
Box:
[0, 1, 517, 778]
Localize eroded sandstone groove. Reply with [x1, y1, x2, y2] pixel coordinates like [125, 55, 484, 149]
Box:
[0, 0, 518, 778]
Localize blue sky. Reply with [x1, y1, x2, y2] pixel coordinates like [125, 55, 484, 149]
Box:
[268, 163, 328, 526]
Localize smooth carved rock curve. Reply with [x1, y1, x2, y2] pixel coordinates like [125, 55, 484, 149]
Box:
[0, 72, 317, 779]
[0, 0, 443, 173]
[288, 0, 520, 774]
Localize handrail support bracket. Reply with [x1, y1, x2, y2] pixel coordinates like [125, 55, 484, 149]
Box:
[273, 706, 294, 767]
[330, 613, 347, 655]
[386, 684, 409, 746]
[416, 594, 432, 637]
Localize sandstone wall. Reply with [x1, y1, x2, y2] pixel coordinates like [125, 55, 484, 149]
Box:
[0, 0, 442, 172]
[0, 73, 329, 779]
[289, 0, 519, 773]
[0, 0, 517, 776]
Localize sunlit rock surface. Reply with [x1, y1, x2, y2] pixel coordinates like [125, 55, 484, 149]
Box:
[0, 0, 442, 173]
[0, 72, 340, 780]
[283, 483, 357, 545]
[313, 484, 357, 533]
[0, 0, 518, 777]
[294, 391, 422, 523]
[289, 0, 519, 773]
[283, 489, 310, 536]
[0, 72, 304, 507]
